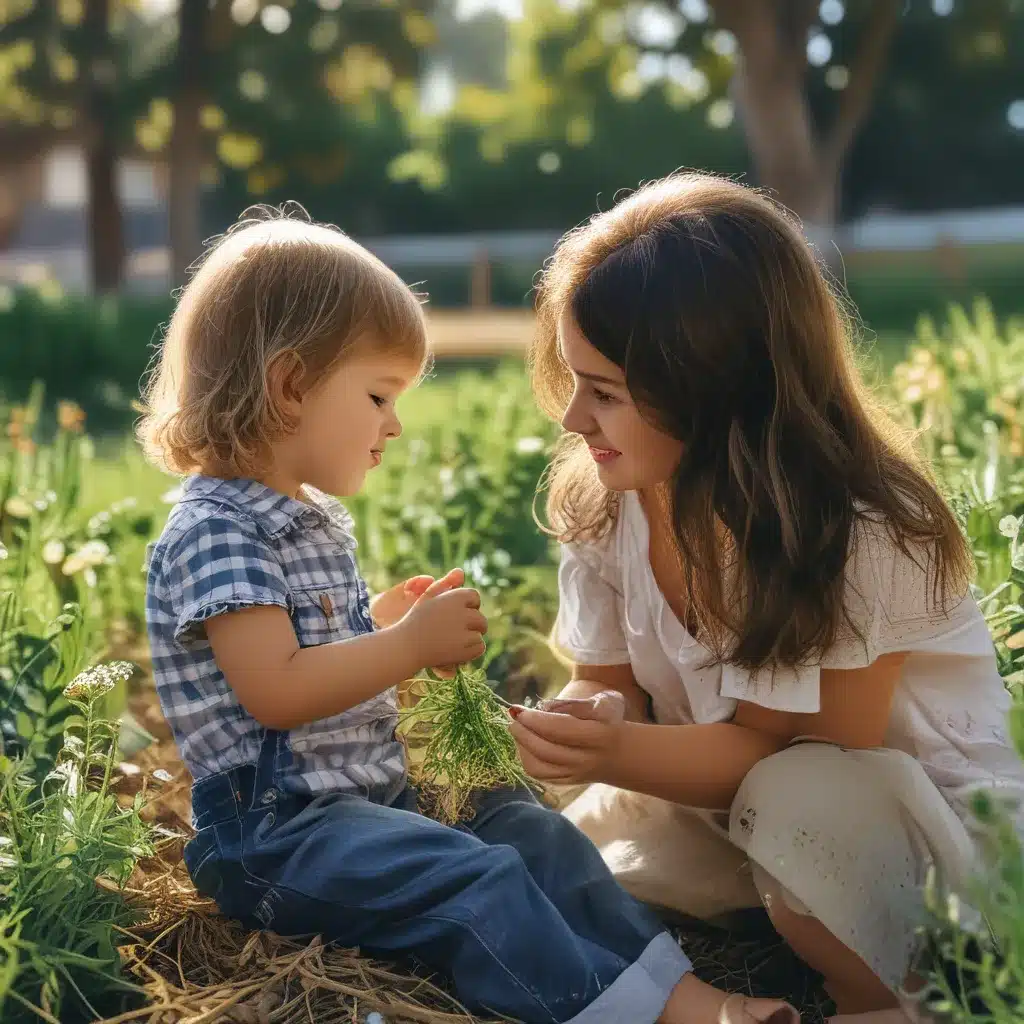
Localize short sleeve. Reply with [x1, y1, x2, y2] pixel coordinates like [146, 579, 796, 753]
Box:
[165, 514, 292, 647]
[719, 516, 887, 714]
[873, 527, 983, 656]
[553, 537, 630, 665]
[719, 515, 986, 713]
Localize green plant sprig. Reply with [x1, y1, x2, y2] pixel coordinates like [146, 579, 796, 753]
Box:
[399, 663, 539, 825]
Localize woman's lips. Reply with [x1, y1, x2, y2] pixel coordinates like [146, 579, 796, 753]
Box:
[588, 446, 620, 463]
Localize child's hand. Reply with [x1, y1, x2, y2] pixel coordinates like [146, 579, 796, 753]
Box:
[369, 575, 435, 630]
[507, 691, 626, 784]
[398, 568, 487, 672]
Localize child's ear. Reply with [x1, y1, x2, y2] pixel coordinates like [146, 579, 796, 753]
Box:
[267, 351, 307, 418]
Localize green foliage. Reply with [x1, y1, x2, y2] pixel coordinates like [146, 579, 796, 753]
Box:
[882, 302, 1024, 1019]
[0, 661, 154, 1024]
[0, 0, 432, 193]
[0, 384, 154, 782]
[0, 288, 173, 427]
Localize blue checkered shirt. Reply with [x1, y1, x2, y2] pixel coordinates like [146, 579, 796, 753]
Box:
[144, 475, 406, 802]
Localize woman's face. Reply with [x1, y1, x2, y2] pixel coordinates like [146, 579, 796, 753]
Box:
[558, 310, 683, 492]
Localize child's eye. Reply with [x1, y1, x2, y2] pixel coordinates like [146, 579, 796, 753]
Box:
[370, 394, 386, 408]
[593, 388, 616, 405]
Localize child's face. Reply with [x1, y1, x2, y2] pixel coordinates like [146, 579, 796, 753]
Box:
[558, 311, 682, 493]
[273, 342, 421, 498]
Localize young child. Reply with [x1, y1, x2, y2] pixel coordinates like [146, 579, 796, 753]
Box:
[510, 171, 1024, 1023]
[137, 205, 797, 1024]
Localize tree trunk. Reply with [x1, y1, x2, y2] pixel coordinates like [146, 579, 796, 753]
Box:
[86, 134, 124, 294]
[716, 0, 900, 247]
[168, 0, 207, 288]
[83, 0, 124, 294]
[730, 58, 841, 231]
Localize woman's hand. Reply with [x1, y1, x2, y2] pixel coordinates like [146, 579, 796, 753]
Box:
[508, 690, 626, 784]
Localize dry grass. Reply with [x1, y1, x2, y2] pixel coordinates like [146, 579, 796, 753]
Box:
[101, 687, 834, 1024]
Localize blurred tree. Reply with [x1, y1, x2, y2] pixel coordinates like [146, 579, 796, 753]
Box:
[843, 2, 1024, 215]
[0, 0, 129, 292]
[422, 0, 1023, 236]
[0, 0, 432, 291]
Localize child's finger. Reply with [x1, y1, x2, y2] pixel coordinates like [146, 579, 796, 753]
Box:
[419, 568, 465, 600]
[403, 575, 435, 596]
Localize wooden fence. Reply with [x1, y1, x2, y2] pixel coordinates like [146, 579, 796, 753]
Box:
[426, 308, 535, 358]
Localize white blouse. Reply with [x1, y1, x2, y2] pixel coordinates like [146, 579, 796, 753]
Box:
[554, 490, 1024, 823]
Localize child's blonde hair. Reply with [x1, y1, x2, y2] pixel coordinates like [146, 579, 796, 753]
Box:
[136, 204, 428, 477]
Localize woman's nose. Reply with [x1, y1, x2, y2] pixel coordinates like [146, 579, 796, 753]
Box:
[561, 394, 588, 434]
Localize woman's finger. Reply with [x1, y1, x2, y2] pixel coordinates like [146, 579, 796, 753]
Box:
[539, 691, 625, 724]
[515, 747, 579, 783]
[511, 708, 609, 750]
[509, 718, 591, 769]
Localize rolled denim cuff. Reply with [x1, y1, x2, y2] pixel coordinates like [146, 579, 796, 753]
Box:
[564, 932, 692, 1024]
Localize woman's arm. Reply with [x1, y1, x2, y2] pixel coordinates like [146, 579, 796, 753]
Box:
[513, 654, 906, 810]
[601, 719, 786, 809]
[600, 653, 906, 808]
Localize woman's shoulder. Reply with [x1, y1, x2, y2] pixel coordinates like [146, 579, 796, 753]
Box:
[839, 509, 980, 658]
[557, 493, 629, 580]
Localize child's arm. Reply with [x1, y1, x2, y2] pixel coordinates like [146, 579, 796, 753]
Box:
[206, 574, 486, 730]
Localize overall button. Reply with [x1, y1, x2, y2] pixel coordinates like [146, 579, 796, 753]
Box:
[259, 788, 277, 805]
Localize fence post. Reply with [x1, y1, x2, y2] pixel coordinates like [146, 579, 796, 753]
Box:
[470, 247, 492, 308]
[935, 235, 967, 286]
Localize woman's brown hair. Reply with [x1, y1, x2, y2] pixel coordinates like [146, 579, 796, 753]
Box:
[531, 172, 972, 670]
[136, 203, 427, 478]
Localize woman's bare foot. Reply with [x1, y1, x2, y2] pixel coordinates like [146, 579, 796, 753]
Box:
[660, 973, 799, 1024]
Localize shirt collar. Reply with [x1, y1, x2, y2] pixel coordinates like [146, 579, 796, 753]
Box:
[178, 475, 357, 547]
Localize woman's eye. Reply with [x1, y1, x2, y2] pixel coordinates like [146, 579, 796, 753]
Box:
[370, 394, 386, 407]
[593, 388, 616, 404]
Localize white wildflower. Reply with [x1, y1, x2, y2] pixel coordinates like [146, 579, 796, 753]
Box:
[4, 496, 33, 519]
[999, 516, 1021, 539]
[42, 539, 66, 565]
[62, 539, 110, 575]
[515, 436, 545, 455]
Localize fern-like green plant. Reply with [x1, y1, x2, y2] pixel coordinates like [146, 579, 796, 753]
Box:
[0, 660, 155, 1023]
[399, 663, 538, 824]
